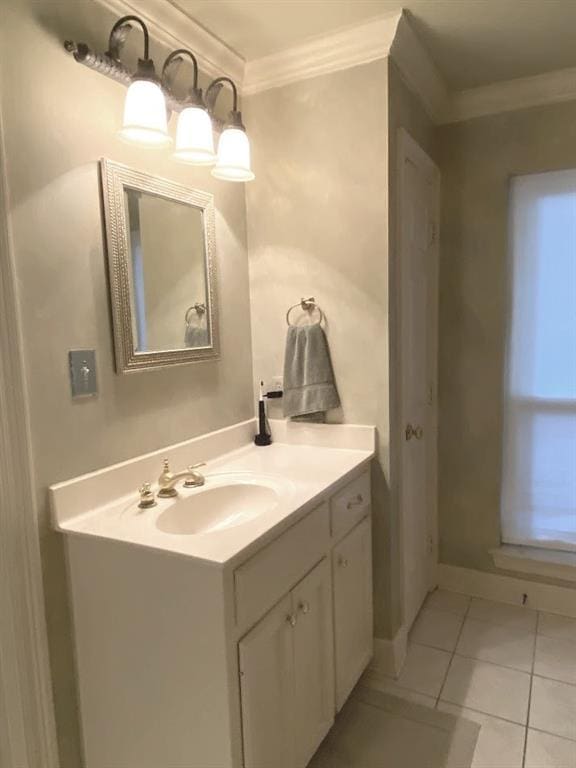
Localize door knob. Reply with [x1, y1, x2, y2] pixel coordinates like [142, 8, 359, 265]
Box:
[405, 423, 424, 441]
[298, 600, 310, 615]
[286, 613, 297, 627]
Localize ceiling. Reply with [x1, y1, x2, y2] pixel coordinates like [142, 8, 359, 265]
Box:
[169, 0, 576, 90]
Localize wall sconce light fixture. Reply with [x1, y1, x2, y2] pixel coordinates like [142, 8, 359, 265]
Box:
[163, 49, 216, 166]
[64, 16, 254, 181]
[111, 16, 171, 148]
[207, 78, 255, 183]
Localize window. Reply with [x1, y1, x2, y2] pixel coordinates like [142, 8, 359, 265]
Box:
[502, 169, 576, 553]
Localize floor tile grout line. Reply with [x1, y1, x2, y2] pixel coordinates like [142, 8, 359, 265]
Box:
[435, 699, 533, 729]
[412, 644, 576, 688]
[450, 650, 534, 675]
[528, 724, 576, 745]
[379, 685, 575, 740]
[521, 612, 539, 768]
[419, 604, 474, 620]
[418, 597, 541, 676]
[531, 671, 576, 687]
[414, 590, 576, 751]
[366, 670, 438, 703]
[435, 596, 471, 708]
[432, 593, 541, 633]
[434, 592, 533, 752]
[458, 616, 539, 633]
[386, 674, 533, 730]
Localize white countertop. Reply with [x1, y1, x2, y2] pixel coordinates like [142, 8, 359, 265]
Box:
[51, 419, 375, 566]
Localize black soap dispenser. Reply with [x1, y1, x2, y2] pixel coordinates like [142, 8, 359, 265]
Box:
[254, 380, 272, 446]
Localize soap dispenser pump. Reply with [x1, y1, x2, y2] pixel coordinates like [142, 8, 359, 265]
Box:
[254, 380, 272, 446]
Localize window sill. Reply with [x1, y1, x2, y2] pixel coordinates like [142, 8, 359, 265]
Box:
[491, 545, 576, 583]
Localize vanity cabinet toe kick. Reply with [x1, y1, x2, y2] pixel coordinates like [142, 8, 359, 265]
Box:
[67, 466, 373, 768]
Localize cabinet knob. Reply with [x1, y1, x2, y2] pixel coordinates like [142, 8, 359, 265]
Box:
[286, 613, 297, 627]
[338, 556, 349, 568]
[346, 493, 364, 510]
[298, 600, 310, 615]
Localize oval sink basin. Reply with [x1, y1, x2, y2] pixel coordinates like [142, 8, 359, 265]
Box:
[155, 482, 279, 535]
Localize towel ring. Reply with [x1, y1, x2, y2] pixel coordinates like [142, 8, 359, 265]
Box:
[286, 297, 324, 327]
[185, 303, 206, 325]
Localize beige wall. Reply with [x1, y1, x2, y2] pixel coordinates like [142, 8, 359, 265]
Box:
[437, 100, 576, 587]
[0, 1, 253, 764]
[245, 59, 436, 638]
[245, 60, 392, 635]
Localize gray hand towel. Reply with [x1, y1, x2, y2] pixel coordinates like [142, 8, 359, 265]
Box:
[184, 324, 209, 348]
[283, 323, 341, 421]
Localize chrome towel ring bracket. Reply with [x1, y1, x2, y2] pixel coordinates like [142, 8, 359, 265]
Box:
[286, 297, 324, 326]
[185, 303, 206, 325]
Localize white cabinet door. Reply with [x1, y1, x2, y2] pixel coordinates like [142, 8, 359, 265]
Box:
[333, 516, 373, 710]
[292, 559, 335, 768]
[239, 594, 295, 768]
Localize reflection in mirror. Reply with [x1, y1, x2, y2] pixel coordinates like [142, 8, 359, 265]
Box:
[124, 189, 210, 352]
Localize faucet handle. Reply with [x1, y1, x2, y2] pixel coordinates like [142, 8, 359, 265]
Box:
[162, 457, 170, 472]
[138, 482, 156, 509]
[183, 462, 206, 488]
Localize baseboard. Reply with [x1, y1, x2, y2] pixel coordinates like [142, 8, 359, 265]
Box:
[372, 626, 408, 678]
[437, 563, 576, 619]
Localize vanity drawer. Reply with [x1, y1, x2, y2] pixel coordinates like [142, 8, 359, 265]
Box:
[330, 470, 371, 541]
[235, 502, 330, 630]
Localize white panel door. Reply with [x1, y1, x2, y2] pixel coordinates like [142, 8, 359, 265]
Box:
[239, 594, 295, 768]
[398, 129, 440, 631]
[333, 517, 373, 711]
[292, 559, 334, 768]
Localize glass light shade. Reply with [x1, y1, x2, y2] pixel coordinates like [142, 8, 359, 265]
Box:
[119, 79, 171, 147]
[173, 106, 216, 165]
[211, 127, 255, 182]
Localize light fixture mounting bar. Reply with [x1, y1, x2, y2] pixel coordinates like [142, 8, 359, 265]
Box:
[63, 38, 225, 130]
[64, 41, 132, 87]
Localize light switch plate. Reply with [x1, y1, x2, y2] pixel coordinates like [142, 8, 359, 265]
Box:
[69, 350, 98, 399]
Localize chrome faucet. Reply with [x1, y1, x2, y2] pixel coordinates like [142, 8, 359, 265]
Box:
[157, 458, 206, 498]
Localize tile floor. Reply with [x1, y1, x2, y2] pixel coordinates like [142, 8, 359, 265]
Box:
[365, 590, 576, 768]
[309, 686, 480, 768]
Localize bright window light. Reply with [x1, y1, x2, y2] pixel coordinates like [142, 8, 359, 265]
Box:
[502, 169, 576, 552]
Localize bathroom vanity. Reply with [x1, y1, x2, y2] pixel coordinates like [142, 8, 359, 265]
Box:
[51, 419, 375, 768]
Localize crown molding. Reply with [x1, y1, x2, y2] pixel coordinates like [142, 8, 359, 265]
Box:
[390, 12, 451, 124]
[448, 65, 576, 123]
[95, 0, 245, 83]
[243, 12, 402, 96]
[92, 0, 576, 126]
[242, 11, 450, 126]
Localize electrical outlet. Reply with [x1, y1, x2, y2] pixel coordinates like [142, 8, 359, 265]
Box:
[269, 376, 283, 394]
[263, 376, 283, 401]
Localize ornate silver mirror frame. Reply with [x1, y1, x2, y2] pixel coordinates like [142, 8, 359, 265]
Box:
[100, 158, 219, 373]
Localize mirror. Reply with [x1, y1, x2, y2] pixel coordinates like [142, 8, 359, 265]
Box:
[100, 159, 218, 373]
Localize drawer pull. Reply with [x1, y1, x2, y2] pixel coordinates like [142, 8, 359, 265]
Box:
[338, 556, 349, 568]
[298, 600, 310, 615]
[286, 613, 297, 627]
[346, 494, 364, 510]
